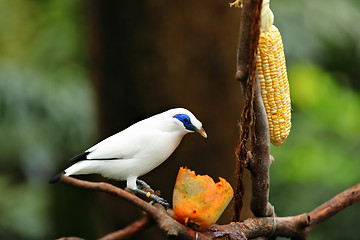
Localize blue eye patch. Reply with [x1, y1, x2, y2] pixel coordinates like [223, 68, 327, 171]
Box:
[173, 114, 197, 132]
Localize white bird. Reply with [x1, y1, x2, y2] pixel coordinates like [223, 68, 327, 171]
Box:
[50, 108, 207, 205]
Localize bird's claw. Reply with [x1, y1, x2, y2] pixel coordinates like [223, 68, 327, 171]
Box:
[152, 195, 170, 209]
[146, 191, 170, 208]
[136, 179, 154, 192]
[131, 188, 170, 209]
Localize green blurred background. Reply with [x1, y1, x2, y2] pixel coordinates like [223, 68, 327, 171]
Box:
[0, 0, 359, 239]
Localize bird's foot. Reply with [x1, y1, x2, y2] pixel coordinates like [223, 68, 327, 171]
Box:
[131, 188, 170, 209]
[136, 179, 154, 192]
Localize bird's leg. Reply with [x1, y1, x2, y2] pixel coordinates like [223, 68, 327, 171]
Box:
[136, 179, 154, 192]
[131, 188, 170, 208]
[128, 177, 169, 208]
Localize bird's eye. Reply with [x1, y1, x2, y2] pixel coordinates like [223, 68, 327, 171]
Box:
[183, 118, 189, 123]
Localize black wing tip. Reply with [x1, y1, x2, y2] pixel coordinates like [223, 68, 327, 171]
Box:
[49, 172, 65, 184]
[70, 151, 89, 163]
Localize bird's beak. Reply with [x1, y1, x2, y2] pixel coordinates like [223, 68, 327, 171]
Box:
[196, 128, 207, 138]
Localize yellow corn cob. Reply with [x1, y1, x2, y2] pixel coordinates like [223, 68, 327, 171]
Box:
[257, 22, 291, 146]
[229, 0, 291, 145]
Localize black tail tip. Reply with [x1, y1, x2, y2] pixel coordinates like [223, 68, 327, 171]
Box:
[49, 172, 64, 184]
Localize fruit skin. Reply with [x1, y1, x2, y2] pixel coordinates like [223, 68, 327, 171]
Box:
[172, 167, 234, 230]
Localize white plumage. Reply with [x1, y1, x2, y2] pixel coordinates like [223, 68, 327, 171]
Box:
[51, 108, 206, 192]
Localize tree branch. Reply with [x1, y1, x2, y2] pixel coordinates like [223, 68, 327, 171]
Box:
[58, 175, 210, 240]
[57, 175, 359, 239]
[208, 183, 360, 239]
[99, 214, 153, 240]
[234, 0, 273, 221]
[208, 214, 309, 239]
[234, 0, 264, 221]
[59, 174, 158, 215]
[235, 0, 262, 83]
[307, 183, 360, 231]
[248, 79, 273, 218]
